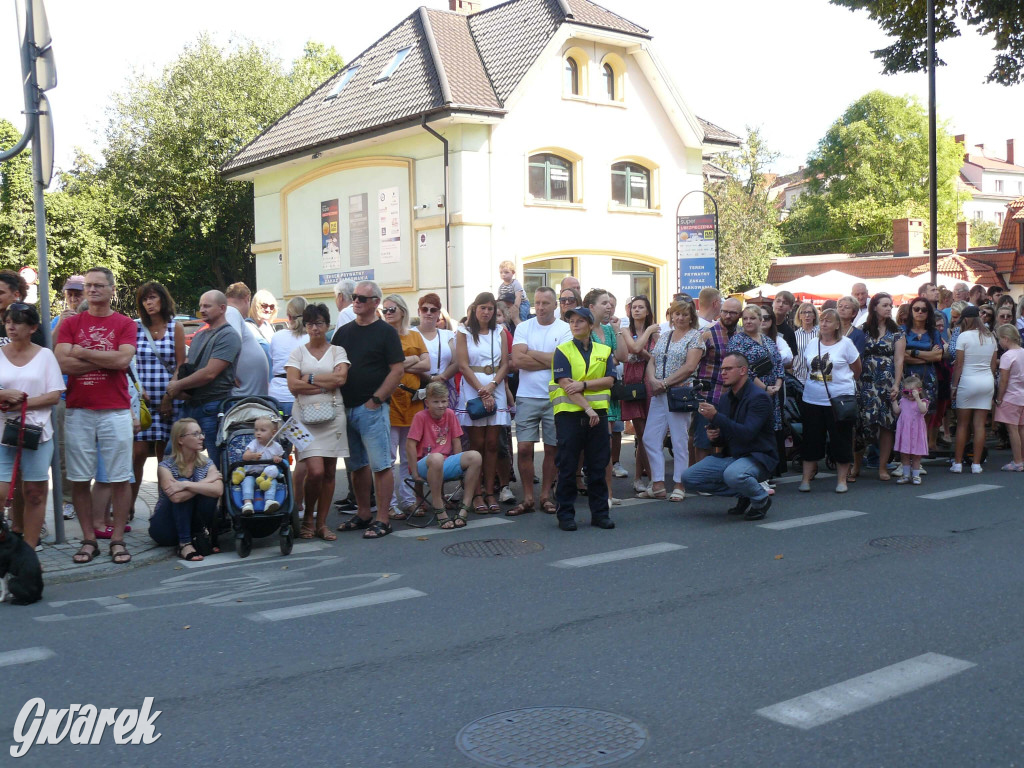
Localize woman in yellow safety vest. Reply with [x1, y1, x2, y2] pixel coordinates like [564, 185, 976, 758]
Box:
[549, 307, 617, 531]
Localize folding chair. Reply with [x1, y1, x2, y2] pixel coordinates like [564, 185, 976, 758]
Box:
[402, 477, 465, 529]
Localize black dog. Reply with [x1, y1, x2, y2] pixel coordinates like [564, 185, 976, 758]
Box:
[0, 520, 43, 605]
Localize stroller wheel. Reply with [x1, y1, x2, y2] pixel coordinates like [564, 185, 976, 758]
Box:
[236, 533, 253, 558]
[280, 528, 293, 556]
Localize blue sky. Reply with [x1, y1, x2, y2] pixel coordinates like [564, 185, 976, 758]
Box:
[2, 0, 1022, 175]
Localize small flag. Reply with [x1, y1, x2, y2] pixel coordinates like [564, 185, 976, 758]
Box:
[273, 417, 315, 451]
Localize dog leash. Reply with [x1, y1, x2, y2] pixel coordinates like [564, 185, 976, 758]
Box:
[3, 399, 27, 513]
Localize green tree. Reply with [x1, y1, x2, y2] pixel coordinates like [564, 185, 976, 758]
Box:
[830, 0, 1024, 85]
[705, 127, 783, 292]
[968, 219, 1001, 247]
[0, 119, 34, 266]
[100, 35, 343, 309]
[782, 91, 965, 255]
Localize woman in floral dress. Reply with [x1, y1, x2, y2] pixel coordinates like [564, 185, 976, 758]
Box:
[727, 306, 784, 432]
[858, 293, 905, 481]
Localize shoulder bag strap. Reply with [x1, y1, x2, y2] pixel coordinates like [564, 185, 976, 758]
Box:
[819, 340, 835, 402]
[140, 320, 176, 375]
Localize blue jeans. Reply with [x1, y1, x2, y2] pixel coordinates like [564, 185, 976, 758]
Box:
[679, 455, 769, 504]
[149, 494, 218, 546]
[183, 400, 223, 467]
[344, 403, 393, 473]
[241, 475, 278, 504]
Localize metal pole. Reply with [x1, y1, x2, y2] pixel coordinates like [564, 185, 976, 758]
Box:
[927, 0, 938, 284]
[421, 118, 451, 312]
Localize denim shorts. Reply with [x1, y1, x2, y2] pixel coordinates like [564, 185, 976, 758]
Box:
[0, 438, 54, 483]
[415, 453, 465, 482]
[344, 403, 394, 473]
[65, 408, 134, 483]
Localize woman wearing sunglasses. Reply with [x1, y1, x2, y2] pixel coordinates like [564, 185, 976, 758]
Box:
[248, 289, 279, 344]
[902, 298, 944, 452]
[414, 293, 458, 410]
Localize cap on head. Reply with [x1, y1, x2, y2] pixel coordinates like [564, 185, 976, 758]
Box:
[960, 304, 980, 319]
[563, 307, 595, 324]
[62, 275, 85, 291]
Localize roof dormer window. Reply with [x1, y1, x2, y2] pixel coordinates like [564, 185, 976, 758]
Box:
[324, 66, 360, 101]
[376, 47, 412, 83]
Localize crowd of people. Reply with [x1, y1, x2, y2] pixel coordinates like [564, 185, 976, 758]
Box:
[1, 263, 1022, 565]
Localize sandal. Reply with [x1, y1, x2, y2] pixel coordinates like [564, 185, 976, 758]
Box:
[847, 473, 858, 483]
[299, 519, 316, 539]
[472, 495, 488, 513]
[177, 543, 204, 561]
[540, 499, 557, 514]
[388, 507, 410, 520]
[436, 510, 455, 530]
[315, 526, 338, 541]
[109, 540, 132, 565]
[362, 520, 392, 539]
[412, 501, 430, 518]
[454, 505, 470, 528]
[485, 494, 500, 513]
[337, 514, 373, 532]
[668, 488, 686, 502]
[505, 501, 535, 517]
[72, 539, 100, 564]
[636, 488, 667, 499]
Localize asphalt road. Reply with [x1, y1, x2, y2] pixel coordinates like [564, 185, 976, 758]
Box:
[3, 454, 1024, 767]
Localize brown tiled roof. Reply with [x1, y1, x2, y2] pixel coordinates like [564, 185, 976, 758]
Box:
[564, 0, 649, 36]
[426, 10, 500, 108]
[767, 257, 929, 284]
[998, 197, 1024, 250]
[964, 154, 1024, 173]
[698, 117, 741, 146]
[703, 161, 728, 180]
[973, 250, 1018, 271]
[908, 254, 1006, 288]
[1011, 259, 1024, 283]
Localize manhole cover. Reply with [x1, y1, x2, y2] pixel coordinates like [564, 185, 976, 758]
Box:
[456, 707, 648, 768]
[869, 535, 950, 552]
[442, 539, 544, 558]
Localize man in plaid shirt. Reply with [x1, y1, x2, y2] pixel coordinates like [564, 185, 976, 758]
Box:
[694, 297, 741, 461]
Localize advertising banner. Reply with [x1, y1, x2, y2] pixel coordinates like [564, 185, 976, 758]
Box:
[321, 199, 341, 271]
[378, 187, 401, 265]
[677, 214, 717, 293]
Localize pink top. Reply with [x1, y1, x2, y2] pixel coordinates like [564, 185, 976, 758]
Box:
[408, 408, 463, 459]
[999, 348, 1024, 406]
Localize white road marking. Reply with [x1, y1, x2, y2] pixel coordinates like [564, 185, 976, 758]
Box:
[918, 484, 1001, 500]
[248, 587, 426, 622]
[759, 510, 867, 530]
[0, 647, 54, 667]
[615, 496, 663, 507]
[774, 473, 835, 485]
[549, 543, 686, 569]
[756, 652, 976, 730]
[394, 517, 513, 538]
[178, 541, 330, 568]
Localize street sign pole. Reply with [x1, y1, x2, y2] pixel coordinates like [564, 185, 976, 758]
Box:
[927, 0, 938, 285]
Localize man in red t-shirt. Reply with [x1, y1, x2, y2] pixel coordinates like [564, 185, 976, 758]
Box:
[55, 267, 137, 566]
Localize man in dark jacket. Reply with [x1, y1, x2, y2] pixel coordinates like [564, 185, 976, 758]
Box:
[679, 352, 778, 520]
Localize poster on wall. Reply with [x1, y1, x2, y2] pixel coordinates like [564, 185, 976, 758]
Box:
[676, 214, 717, 293]
[349, 193, 369, 267]
[321, 199, 341, 271]
[378, 186, 401, 265]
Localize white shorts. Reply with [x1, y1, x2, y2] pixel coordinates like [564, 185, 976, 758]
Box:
[65, 408, 134, 483]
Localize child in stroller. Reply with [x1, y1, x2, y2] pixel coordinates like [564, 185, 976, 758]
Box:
[235, 415, 284, 516]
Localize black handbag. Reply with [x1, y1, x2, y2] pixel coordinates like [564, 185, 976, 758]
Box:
[466, 397, 494, 421]
[612, 381, 647, 401]
[1, 401, 41, 451]
[666, 386, 701, 413]
[819, 340, 858, 423]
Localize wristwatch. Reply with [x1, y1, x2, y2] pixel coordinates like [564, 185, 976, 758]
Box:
[371, 395, 382, 405]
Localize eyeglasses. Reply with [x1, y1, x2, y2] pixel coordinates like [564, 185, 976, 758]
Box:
[304, 320, 326, 328]
[83, 282, 110, 290]
[420, 306, 439, 314]
[259, 303, 275, 310]
[381, 306, 399, 315]
[559, 298, 577, 305]
[7, 303, 30, 312]
[912, 306, 929, 313]
[353, 295, 377, 303]
[183, 431, 204, 438]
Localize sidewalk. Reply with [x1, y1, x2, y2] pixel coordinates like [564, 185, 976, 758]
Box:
[37, 458, 174, 585]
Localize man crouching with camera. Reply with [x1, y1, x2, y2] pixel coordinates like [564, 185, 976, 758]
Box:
[679, 352, 777, 521]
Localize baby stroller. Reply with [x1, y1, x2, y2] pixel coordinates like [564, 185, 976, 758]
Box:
[217, 396, 296, 558]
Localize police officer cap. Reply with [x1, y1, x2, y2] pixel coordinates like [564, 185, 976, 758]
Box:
[563, 307, 595, 324]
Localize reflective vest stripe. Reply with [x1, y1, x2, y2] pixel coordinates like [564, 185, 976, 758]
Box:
[549, 340, 611, 414]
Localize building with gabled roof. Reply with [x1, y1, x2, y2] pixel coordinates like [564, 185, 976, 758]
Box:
[223, 0, 738, 317]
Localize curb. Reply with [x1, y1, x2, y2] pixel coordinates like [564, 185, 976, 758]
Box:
[42, 545, 176, 586]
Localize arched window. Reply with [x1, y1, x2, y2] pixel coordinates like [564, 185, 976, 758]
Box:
[529, 154, 574, 202]
[603, 63, 615, 100]
[611, 162, 650, 208]
[564, 57, 580, 95]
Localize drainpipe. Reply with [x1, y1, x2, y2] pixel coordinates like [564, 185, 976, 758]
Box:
[422, 116, 452, 311]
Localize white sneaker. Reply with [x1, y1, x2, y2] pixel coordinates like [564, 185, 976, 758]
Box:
[949, 463, 963, 474]
[612, 463, 628, 478]
[912, 475, 922, 485]
[892, 465, 904, 477]
[264, 499, 280, 514]
[62, 503, 76, 520]
[610, 497, 622, 506]
[241, 501, 254, 516]
[632, 479, 647, 493]
[499, 486, 516, 503]
[971, 464, 983, 474]
[896, 475, 910, 484]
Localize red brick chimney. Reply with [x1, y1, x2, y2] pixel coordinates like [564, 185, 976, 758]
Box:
[957, 221, 970, 253]
[448, 0, 480, 12]
[893, 218, 925, 257]
[1008, 139, 1016, 166]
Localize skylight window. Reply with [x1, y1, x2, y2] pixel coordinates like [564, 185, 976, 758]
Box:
[324, 66, 360, 101]
[375, 47, 412, 82]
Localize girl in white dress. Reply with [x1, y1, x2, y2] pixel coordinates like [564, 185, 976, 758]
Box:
[951, 306, 997, 474]
[456, 292, 510, 513]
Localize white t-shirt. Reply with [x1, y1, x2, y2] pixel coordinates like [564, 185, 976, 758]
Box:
[512, 317, 571, 399]
[853, 307, 870, 328]
[414, 327, 455, 376]
[802, 336, 860, 406]
[226, 306, 269, 398]
[0, 347, 66, 440]
[268, 328, 308, 403]
[774, 336, 794, 367]
[242, 437, 284, 476]
[337, 305, 356, 327]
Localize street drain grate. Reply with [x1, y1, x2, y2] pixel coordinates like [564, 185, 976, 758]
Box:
[868, 535, 952, 552]
[442, 539, 544, 558]
[456, 707, 648, 768]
